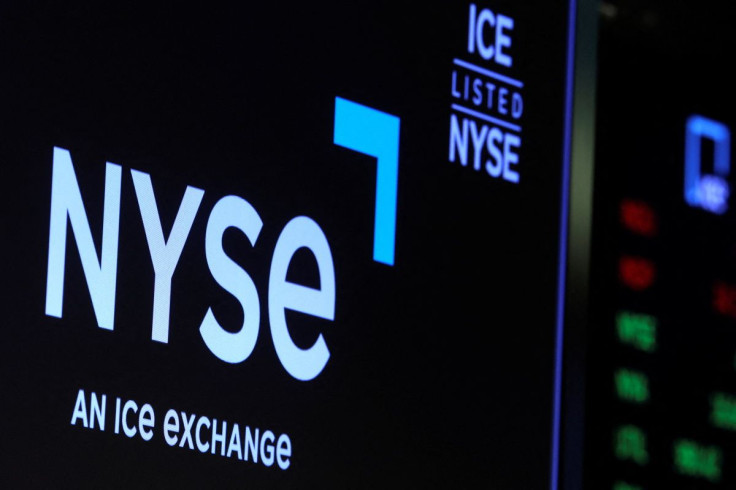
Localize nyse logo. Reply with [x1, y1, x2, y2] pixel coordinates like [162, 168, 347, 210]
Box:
[46, 147, 336, 381]
[45, 97, 400, 381]
[448, 3, 524, 184]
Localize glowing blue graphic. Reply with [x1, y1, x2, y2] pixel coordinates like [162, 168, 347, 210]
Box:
[684, 115, 731, 214]
[333, 97, 400, 266]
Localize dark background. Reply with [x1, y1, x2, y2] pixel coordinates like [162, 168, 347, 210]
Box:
[586, 1, 736, 488]
[0, 2, 571, 487]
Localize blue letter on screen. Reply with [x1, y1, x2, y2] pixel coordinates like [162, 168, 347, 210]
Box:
[684, 115, 731, 214]
[333, 97, 400, 266]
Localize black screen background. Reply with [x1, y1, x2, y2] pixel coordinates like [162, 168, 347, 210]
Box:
[585, 2, 736, 488]
[0, 2, 571, 487]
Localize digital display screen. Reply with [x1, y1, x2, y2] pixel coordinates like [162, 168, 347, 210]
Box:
[585, 2, 736, 488]
[0, 2, 574, 487]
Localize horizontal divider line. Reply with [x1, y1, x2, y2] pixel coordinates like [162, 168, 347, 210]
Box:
[451, 104, 522, 133]
[453, 58, 524, 89]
